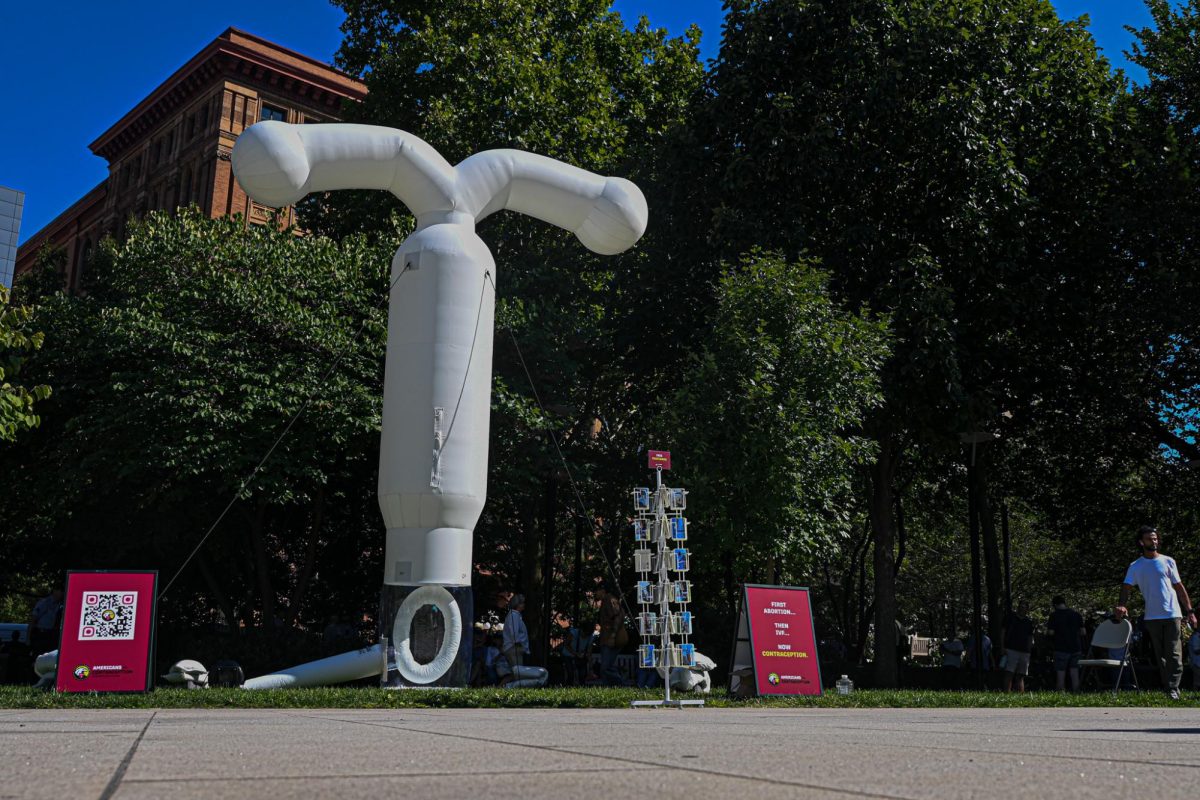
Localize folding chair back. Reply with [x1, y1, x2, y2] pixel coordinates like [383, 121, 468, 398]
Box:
[1089, 619, 1132, 651]
[1078, 618, 1137, 692]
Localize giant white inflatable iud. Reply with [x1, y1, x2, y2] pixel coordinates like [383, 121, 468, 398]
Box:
[232, 122, 647, 687]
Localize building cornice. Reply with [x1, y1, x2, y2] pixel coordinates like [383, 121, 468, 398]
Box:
[89, 27, 366, 162]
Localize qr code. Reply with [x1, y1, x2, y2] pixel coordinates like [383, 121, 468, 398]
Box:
[78, 592, 138, 640]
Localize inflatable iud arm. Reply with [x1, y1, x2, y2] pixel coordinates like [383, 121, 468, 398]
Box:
[232, 122, 648, 254]
[455, 149, 648, 255]
[232, 121, 458, 216]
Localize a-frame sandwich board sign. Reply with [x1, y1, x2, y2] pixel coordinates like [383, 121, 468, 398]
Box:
[728, 584, 822, 697]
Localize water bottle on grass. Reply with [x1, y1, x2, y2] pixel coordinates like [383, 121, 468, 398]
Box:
[836, 674, 853, 695]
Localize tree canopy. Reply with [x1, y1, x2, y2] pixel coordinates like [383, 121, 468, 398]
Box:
[2, 211, 392, 668]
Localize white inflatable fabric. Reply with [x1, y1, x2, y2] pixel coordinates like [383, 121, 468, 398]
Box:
[669, 667, 712, 693]
[233, 122, 648, 590]
[162, 659, 209, 688]
[32, 649, 57, 688]
[390, 584, 463, 684]
[665, 649, 716, 693]
[241, 644, 385, 690]
[33, 649, 57, 678]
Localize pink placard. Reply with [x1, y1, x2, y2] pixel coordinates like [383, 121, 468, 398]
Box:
[745, 585, 822, 695]
[56, 571, 157, 693]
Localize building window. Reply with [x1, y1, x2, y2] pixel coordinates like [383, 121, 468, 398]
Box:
[259, 104, 286, 123]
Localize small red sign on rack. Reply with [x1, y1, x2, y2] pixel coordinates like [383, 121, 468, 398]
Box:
[647, 450, 671, 471]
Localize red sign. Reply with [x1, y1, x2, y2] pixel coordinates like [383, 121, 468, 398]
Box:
[647, 449, 671, 471]
[744, 585, 822, 695]
[57, 571, 158, 693]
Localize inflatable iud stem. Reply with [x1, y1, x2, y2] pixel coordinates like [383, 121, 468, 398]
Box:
[234, 122, 646, 685]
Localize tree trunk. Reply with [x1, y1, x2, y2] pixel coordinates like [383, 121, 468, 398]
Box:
[286, 484, 326, 626]
[849, 520, 874, 664]
[977, 456, 1003, 656]
[246, 498, 275, 627]
[519, 499, 541, 658]
[197, 552, 239, 636]
[870, 432, 899, 687]
[572, 514, 584, 622]
[723, 544, 738, 611]
[536, 475, 557, 664]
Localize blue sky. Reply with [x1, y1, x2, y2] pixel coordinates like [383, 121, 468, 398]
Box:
[2, 1, 1157, 247]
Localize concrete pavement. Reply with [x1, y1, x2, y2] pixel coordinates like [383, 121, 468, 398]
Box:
[1, 706, 1198, 799]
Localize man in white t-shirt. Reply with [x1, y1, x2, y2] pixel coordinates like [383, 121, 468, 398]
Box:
[1114, 526, 1197, 699]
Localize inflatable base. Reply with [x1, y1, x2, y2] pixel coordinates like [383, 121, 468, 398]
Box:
[379, 584, 472, 688]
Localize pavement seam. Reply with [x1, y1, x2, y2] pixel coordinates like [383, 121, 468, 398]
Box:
[121, 766, 648, 784]
[97, 710, 156, 800]
[0, 734, 146, 738]
[299, 714, 907, 800]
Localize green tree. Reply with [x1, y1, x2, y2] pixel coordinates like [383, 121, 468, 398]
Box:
[0, 211, 393, 659]
[698, 0, 1127, 683]
[672, 252, 889, 608]
[1126, 0, 1200, 464]
[0, 284, 51, 442]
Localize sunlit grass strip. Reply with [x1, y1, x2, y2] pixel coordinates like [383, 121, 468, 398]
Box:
[2, 686, 1197, 710]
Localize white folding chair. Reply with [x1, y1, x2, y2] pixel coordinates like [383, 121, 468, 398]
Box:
[1078, 618, 1139, 692]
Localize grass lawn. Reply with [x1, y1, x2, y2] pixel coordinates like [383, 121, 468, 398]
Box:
[2, 685, 1197, 710]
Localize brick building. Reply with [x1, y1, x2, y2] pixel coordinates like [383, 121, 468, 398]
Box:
[15, 28, 366, 290]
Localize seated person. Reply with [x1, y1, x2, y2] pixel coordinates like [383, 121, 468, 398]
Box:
[559, 617, 595, 685]
[494, 649, 548, 688]
[941, 634, 965, 669]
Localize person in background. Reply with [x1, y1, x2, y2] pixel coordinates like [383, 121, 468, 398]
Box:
[1115, 525, 1197, 700]
[964, 629, 992, 673]
[483, 633, 502, 686]
[1047, 595, 1086, 692]
[595, 582, 625, 686]
[493, 647, 549, 688]
[559, 616, 592, 685]
[502, 594, 530, 669]
[941, 631, 965, 671]
[1, 631, 30, 685]
[469, 625, 489, 686]
[1002, 601, 1035, 693]
[28, 588, 63, 657]
[493, 589, 513, 616]
[1188, 623, 1200, 690]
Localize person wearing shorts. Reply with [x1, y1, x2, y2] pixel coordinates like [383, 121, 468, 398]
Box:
[1002, 601, 1035, 692]
[1047, 595, 1085, 691]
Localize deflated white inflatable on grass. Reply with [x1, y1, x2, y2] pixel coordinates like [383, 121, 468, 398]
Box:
[232, 122, 647, 687]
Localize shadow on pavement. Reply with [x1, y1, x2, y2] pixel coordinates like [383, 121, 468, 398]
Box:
[1059, 728, 1200, 735]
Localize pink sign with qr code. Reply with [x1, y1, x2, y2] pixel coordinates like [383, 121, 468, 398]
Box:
[57, 571, 158, 693]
